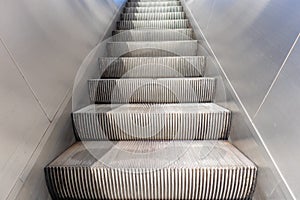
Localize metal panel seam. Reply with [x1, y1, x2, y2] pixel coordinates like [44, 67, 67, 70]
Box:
[180, 1, 296, 199]
[6, 90, 73, 200]
[0, 37, 51, 121]
[253, 33, 300, 118]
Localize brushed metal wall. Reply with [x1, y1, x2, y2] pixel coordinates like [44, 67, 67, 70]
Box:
[184, 0, 300, 199]
[0, 0, 124, 199]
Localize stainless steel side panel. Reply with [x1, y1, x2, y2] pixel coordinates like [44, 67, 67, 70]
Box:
[0, 0, 125, 199]
[183, 0, 300, 198]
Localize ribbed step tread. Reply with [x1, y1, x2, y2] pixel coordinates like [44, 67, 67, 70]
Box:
[45, 141, 257, 199]
[107, 40, 197, 57]
[112, 29, 193, 41]
[124, 6, 183, 13]
[126, 1, 181, 7]
[117, 20, 189, 30]
[99, 56, 205, 78]
[121, 12, 185, 20]
[128, 0, 179, 2]
[88, 78, 215, 103]
[72, 103, 230, 140]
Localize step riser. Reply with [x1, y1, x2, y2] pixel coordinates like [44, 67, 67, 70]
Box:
[107, 41, 197, 57]
[117, 20, 189, 30]
[121, 12, 185, 20]
[72, 105, 230, 141]
[46, 167, 256, 200]
[124, 6, 183, 13]
[112, 29, 193, 41]
[99, 57, 205, 78]
[126, 1, 181, 7]
[88, 79, 215, 103]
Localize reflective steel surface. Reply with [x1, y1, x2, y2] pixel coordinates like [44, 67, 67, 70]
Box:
[254, 38, 300, 199]
[0, 0, 125, 199]
[183, 0, 300, 199]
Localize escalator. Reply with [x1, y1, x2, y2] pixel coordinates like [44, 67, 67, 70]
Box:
[45, 0, 257, 199]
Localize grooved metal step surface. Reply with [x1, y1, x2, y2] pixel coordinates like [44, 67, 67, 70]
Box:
[45, 141, 257, 200]
[117, 20, 189, 29]
[99, 56, 205, 78]
[72, 103, 230, 140]
[121, 12, 185, 20]
[126, 1, 181, 7]
[112, 29, 193, 41]
[128, 0, 179, 2]
[45, 0, 258, 198]
[124, 6, 183, 13]
[88, 78, 215, 103]
[107, 40, 198, 57]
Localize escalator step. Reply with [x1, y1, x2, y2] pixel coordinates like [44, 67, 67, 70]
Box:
[72, 103, 230, 140]
[120, 12, 185, 20]
[117, 19, 190, 29]
[88, 78, 215, 103]
[98, 56, 205, 78]
[124, 6, 183, 13]
[107, 40, 197, 57]
[126, 1, 181, 7]
[45, 140, 256, 199]
[112, 29, 193, 41]
[128, 0, 179, 2]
